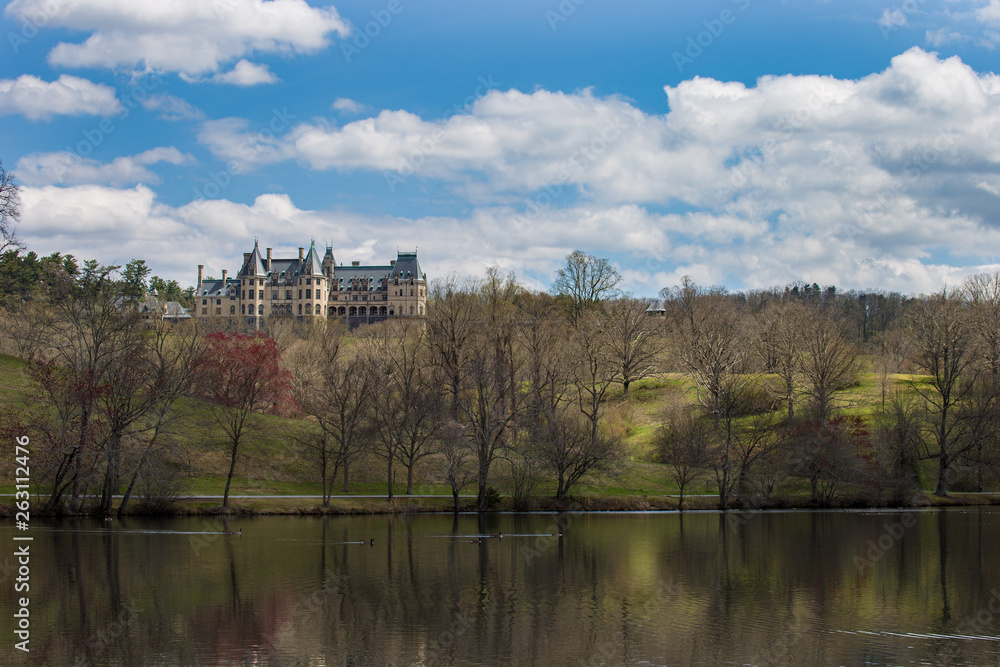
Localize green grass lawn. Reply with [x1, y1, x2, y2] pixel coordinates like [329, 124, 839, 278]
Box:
[2, 348, 996, 511]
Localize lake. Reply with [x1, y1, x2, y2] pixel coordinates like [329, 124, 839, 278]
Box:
[4, 508, 1000, 666]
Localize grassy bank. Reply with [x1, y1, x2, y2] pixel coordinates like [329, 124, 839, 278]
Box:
[2, 351, 998, 517]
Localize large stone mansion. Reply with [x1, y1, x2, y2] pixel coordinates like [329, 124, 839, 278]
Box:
[195, 240, 427, 323]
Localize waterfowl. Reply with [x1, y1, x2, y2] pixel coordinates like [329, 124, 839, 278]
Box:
[225, 528, 242, 536]
[490, 532, 502, 539]
[369, 538, 375, 546]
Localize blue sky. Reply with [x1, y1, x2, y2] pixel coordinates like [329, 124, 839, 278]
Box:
[2, 0, 1000, 295]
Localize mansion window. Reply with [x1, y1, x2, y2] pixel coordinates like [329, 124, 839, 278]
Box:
[258, 290, 263, 300]
[216, 299, 221, 305]
[272, 291, 277, 300]
[230, 306, 236, 315]
[298, 290, 302, 299]
[306, 289, 311, 298]
[286, 290, 292, 300]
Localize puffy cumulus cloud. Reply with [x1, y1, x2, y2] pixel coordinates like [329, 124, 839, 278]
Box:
[0, 74, 122, 121]
[203, 50, 1000, 223]
[3, 0, 349, 77]
[16, 147, 193, 187]
[20, 181, 1000, 298]
[203, 60, 280, 86]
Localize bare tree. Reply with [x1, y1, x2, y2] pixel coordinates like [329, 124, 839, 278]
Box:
[426, 275, 479, 420]
[455, 269, 524, 510]
[799, 306, 859, 422]
[661, 277, 750, 507]
[604, 296, 662, 397]
[905, 289, 995, 496]
[569, 310, 620, 447]
[194, 331, 292, 508]
[552, 250, 621, 325]
[290, 324, 375, 498]
[655, 401, 710, 508]
[749, 299, 806, 418]
[535, 407, 621, 500]
[0, 159, 21, 253]
[438, 420, 476, 512]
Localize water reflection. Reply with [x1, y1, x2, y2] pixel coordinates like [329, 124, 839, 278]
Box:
[4, 509, 1000, 666]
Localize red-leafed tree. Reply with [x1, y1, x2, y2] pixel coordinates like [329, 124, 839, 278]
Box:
[194, 332, 292, 508]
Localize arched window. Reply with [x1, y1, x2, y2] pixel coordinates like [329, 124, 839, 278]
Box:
[338, 306, 346, 316]
[298, 304, 302, 315]
[359, 306, 367, 316]
[241, 304, 245, 315]
[380, 306, 387, 316]
[409, 305, 414, 315]
[315, 304, 322, 315]
[258, 305, 263, 315]
[389, 308, 394, 316]
[349, 306, 357, 316]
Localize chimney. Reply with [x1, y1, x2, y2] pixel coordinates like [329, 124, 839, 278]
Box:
[299, 247, 305, 261]
[197, 264, 204, 288]
[222, 269, 228, 284]
[266, 247, 272, 270]
[390, 259, 396, 266]
[352, 260, 360, 267]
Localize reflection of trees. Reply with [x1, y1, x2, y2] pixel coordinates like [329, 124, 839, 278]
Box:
[21, 512, 1000, 665]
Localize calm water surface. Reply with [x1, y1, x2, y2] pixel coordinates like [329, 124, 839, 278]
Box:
[4, 508, 1000, 666]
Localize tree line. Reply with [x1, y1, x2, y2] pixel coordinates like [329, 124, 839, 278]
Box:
[3, 241, 1000, 513]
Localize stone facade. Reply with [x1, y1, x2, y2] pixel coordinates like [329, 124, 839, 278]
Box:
[194, 240, 427, 323]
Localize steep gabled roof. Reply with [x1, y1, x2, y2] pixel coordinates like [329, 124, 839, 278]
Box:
[301, 240, 325, 276]
[241, 240, 267, 276]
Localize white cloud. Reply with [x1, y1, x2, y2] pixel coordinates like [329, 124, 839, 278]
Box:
[16, 48, 1000, 295]
[332, 97, 368, 114]
[0, 74, 122, 121]
[977, 0, 1000, 26]
[4, 0, 350, 77]
[139, 93, 204, 121]
[204, 60, 280, 86]
[187, 47, 1000, 293]
[16, 147, 193, 186]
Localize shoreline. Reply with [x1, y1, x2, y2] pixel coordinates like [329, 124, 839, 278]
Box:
[4, 491, 1000, 518]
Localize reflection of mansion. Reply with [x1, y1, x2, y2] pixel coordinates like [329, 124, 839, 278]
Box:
[195, 240, 427, 323]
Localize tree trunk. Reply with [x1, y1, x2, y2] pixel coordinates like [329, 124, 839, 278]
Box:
[223, 437, 240, 509]
[452, 488, 460, 513]
[342, 461, 350, 493]
[936, 453, 949, 496]
[386, 457, 394, 502]
[406, 464, 414, 495]
[477, 461, 490, 511]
